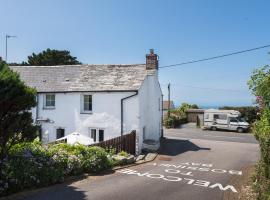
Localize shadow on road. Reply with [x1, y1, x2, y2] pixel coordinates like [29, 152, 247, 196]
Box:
[16, 184, 88, 200]
[5, 170, 117, 200]
[159, 137, 211, 156]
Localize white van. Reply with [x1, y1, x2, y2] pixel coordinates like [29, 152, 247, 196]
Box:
[203, 109, 249, 133]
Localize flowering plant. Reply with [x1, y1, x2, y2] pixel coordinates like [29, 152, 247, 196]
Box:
[0, 142, 113, 197]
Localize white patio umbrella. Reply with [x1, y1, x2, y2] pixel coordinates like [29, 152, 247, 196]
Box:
[56, 132, 93, 145]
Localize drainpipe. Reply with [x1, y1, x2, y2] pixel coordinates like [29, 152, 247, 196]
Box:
[121, 91, 138, 136]
[36, 94, 39, 123]
[35, 94, 42, 140]
[161, 94, 164, 138]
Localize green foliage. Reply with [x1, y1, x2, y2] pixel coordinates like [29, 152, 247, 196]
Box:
[248, 65, 270, 106]
[163, 115, 186, 128]
[8, 61, 29, 66]
[248, 64, 270, 200]
[0, 142, 114, 196]
[164, 103, 198, 128]
[0, 62, 37, 161]
[27, 48, 81, 66]
[219, 106, 259, 123]
[252, 108, 270, 199]
[118, 151, 129, 157]
[0, 62, 37, 196]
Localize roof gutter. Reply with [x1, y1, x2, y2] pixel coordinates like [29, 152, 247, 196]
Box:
[121, 91, 138, 136]
[37, 90, 138, 94]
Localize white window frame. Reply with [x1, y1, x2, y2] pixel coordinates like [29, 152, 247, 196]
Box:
[88, 127, 105, 142]
[44, 93, 55, 109]
[81, 94, 93, 113]
[89, 128, 97, 142]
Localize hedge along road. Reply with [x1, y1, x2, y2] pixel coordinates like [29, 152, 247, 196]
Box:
[20, 129, 259, 200]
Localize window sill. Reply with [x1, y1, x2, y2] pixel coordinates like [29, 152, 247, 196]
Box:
[43, 107, 55, 110]
[80, 111, 93, 114]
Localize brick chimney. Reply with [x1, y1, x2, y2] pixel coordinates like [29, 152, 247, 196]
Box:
[146, 49, 158, 70]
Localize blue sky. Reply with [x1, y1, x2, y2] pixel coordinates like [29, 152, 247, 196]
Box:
[1, 0, 270, 107]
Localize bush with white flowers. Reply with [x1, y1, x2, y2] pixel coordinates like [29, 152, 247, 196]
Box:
[0, 141, 114, 197]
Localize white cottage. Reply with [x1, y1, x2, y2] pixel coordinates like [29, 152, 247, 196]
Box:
[11, 50, 162, 153]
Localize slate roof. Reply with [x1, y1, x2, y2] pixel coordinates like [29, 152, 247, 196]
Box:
[10, 64, 152, 92]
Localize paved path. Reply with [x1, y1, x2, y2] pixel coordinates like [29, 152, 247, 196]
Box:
[15, 128, 259, 200]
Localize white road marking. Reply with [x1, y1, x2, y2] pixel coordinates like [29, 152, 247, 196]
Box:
[118, 169, 238, 193]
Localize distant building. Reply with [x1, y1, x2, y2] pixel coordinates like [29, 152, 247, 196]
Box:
[186, 109, 205, 126]
[163, 101, 175, 116]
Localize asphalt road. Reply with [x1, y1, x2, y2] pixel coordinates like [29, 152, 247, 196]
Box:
[165, 125, 258, 144]
[15, 128, 259, 200]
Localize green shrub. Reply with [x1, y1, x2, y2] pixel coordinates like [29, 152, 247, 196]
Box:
[118, 151, 129, 157]
[81, 146, 112, 173]
[248, 65, 270, 199]
[163, 115, 176, 128]
[252, 108, 270, 200]
[164, 103, 197, 128]
[163, 115, 187, 128]
[0, 142, 113, 197]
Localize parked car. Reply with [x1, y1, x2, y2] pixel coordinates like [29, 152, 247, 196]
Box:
[202, 109, 250, 133]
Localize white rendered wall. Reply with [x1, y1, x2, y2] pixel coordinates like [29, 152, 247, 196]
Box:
[138, 72, 162, 148]
[36, 92, 139, 143]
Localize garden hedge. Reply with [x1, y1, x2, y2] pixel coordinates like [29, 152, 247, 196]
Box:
[252, 108, 270, 199]
[0, 141, 114, 197]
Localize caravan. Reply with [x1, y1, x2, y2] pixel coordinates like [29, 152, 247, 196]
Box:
[203, 109, 250, 133]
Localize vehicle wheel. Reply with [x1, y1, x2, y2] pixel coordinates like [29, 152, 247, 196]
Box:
[211, 126, 217, 131]
[237, 128, 244, 133]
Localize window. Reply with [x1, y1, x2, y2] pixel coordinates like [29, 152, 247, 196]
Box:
[89, 128, 104, 142]
[81, 95, 92, 113]
[99, 130, 104, 142]
[90, 129, 96, 142]
[143, 126, 146, 141]
[44, 94, 55, 108]
[56, 128, 65, 139]
[205, 114, 209, 119]
[230, 118, 238, 123]
[214, 114, 227, 120]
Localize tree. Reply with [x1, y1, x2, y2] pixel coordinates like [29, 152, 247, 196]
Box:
[27, 48, 81, 66]
[0, 61, 37, 161]
[8, 61, 29, 66]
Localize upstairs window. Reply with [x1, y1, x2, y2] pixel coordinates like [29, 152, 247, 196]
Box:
[81, 94, 92, 113]
[44, 94, 55, 108]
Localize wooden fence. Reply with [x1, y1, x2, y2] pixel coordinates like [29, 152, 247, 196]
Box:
[89, 130, 136, 155]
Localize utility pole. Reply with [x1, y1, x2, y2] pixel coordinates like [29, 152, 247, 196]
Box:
[168, 83, 171, 118]
[5, 35, 17, 62]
